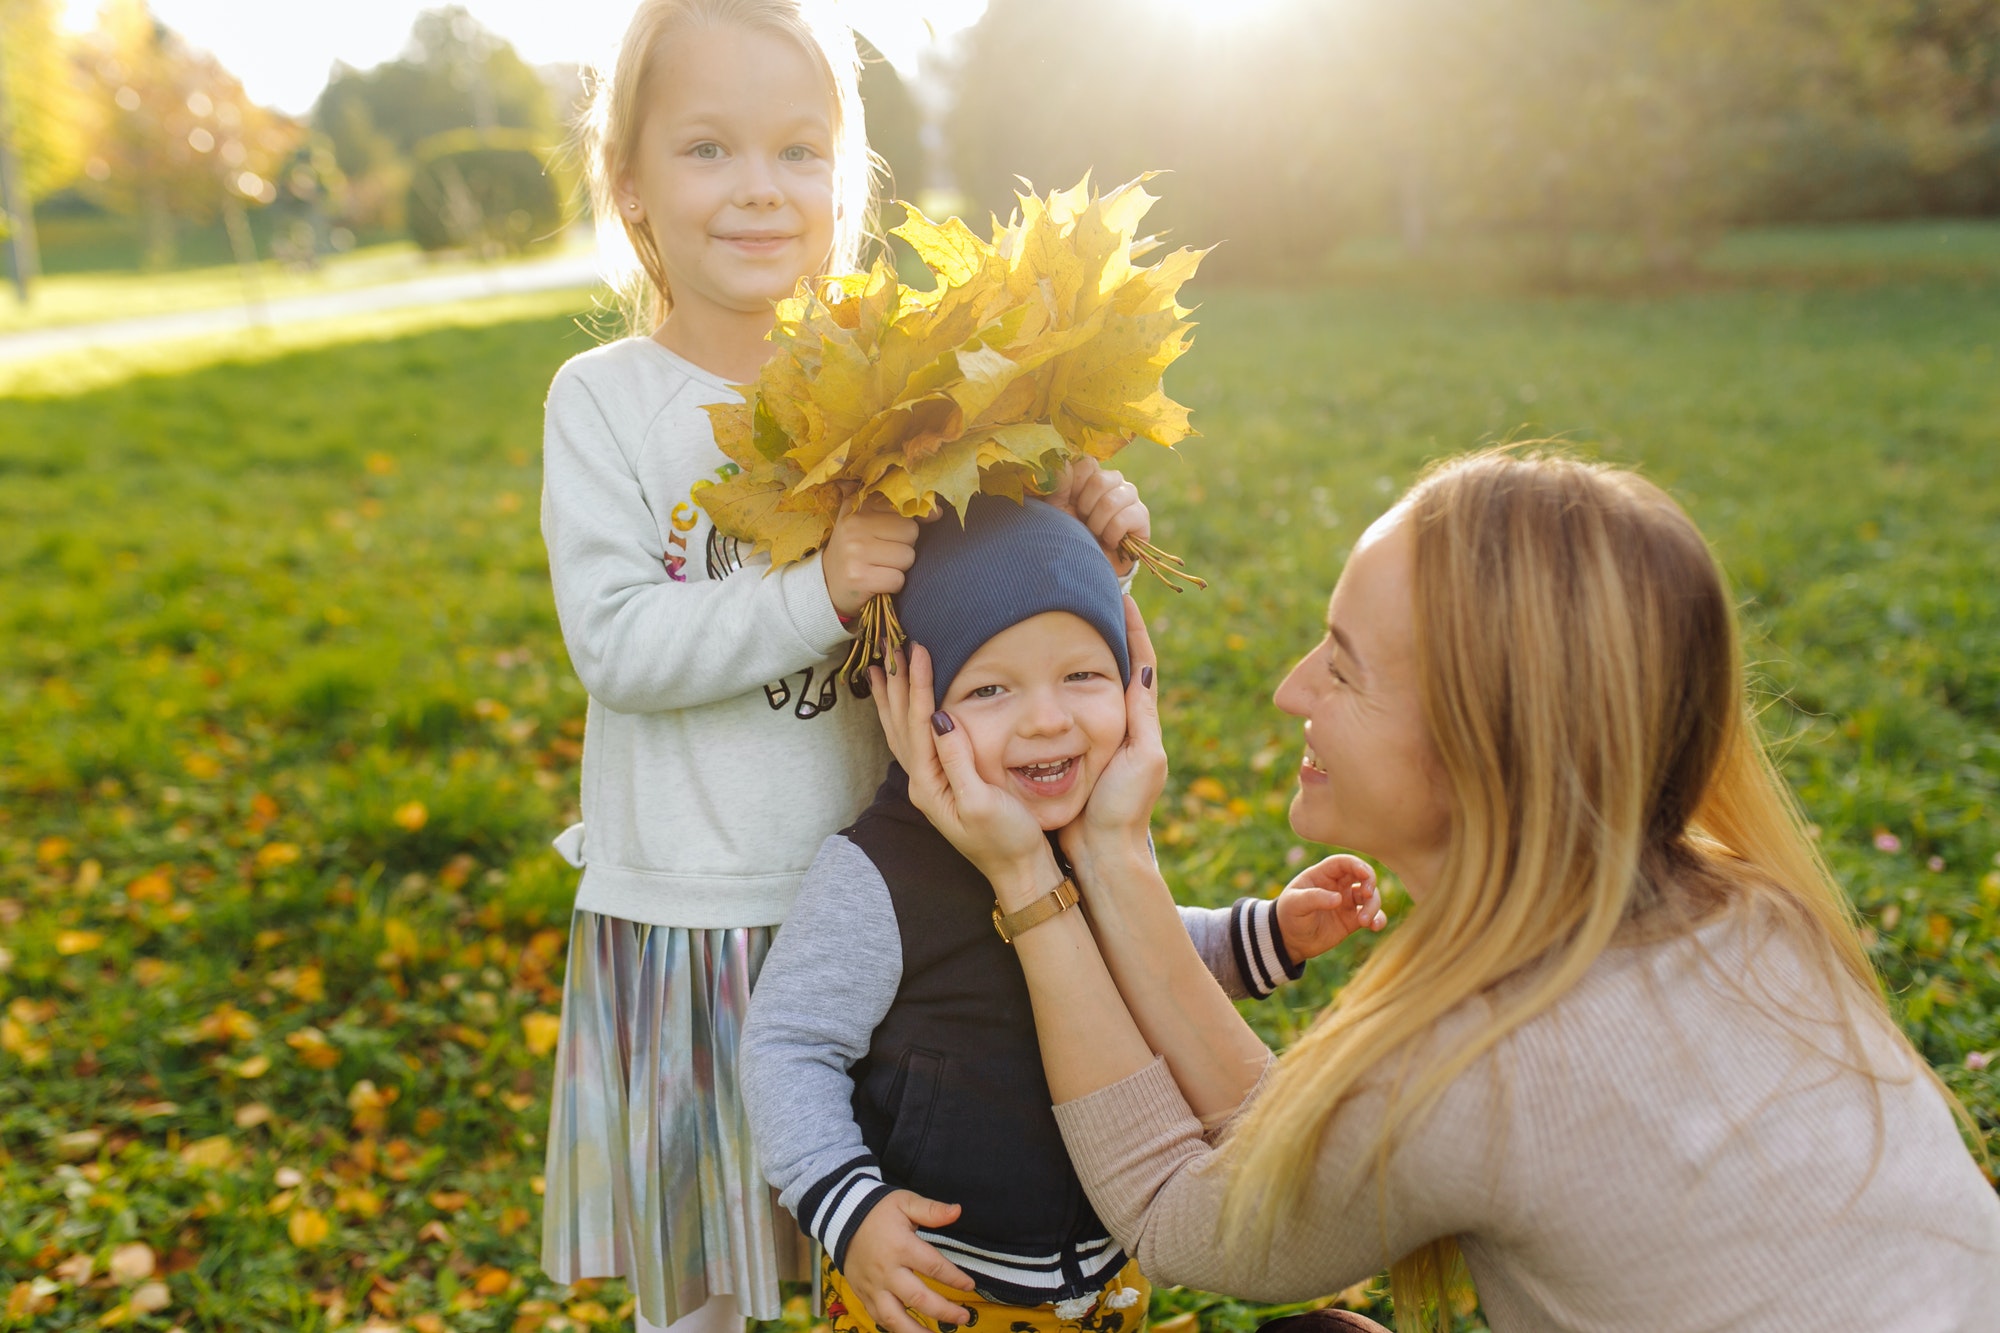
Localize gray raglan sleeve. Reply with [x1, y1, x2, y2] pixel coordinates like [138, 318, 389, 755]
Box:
[741, 835, 903, 1269]
[1179, 899, 1303, 1001]
[541, 364, 851, 714]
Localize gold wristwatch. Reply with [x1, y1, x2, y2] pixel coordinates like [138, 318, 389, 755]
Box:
[992, 876, 1080, 944]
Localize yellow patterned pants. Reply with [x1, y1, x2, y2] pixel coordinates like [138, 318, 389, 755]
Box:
[822, 1251, 1150, 1333]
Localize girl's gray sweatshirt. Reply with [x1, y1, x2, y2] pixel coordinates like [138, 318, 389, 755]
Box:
[541, 337, 890, 928]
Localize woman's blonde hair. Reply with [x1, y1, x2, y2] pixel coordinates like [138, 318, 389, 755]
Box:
[1221, 448, 1955, 1330]
[578, 0, 877, 335]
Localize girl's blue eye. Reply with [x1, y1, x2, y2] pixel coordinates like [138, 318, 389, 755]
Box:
[970, 684, 1001, 699]
[780, 145, 813, 162]
[693, 142, 722, 160]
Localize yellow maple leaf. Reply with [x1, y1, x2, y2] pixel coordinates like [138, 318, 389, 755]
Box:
[696, 173, 1205, 568]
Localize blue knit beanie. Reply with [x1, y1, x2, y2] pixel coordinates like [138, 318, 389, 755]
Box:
[896, 494, 1130, 702]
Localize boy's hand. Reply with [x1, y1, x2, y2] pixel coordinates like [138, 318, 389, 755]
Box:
[824, 496, 920, 620]
[1274, 854, 1386, 961]
[1044, 458, 1147, 575]
[842, 1190, 976, 1333]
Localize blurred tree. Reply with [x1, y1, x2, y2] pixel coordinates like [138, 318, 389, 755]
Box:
[74, 0, 301, 269]
[0, 0, 86, 295]
[948, 0, 1999, 287]
[405, 128, 560, 254]
[312, 6, 559, 233]
[0, 0, 84, 199]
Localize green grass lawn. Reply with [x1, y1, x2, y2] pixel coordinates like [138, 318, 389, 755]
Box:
[2, 234, 1996, 1331]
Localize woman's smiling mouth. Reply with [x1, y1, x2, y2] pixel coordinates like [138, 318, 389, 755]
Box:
[1300, 739, 1329, 785]
[1010, 755, 1081, 798]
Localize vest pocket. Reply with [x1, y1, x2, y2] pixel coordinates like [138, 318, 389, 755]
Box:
[879, 1047, 945, 1182]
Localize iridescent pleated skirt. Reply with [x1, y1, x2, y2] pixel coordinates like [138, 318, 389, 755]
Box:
[543, 911, 807, 1325]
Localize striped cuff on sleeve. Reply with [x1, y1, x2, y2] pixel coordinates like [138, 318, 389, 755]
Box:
[797, 1153, 897, 1270]
[1230, 897, 1304, 998]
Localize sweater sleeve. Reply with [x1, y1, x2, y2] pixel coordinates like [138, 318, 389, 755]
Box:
[1180, 900, 1303, 1001]
[541, 367, 852, 714]
[741, 835, 903, 1269]
[1053, 1040, 1498, 1301]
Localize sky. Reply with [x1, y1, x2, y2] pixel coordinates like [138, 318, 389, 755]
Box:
[60, 0, 993, 114]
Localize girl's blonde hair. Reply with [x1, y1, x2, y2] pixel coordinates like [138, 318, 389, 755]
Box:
[579, 0, 877, 334]
[1221, 448, 1959, 1330]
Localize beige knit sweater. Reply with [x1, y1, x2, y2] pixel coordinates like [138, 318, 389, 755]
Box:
[1053, 906, 2000, 1331]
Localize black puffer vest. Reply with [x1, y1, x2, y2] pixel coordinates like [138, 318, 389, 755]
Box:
[842, 766, 1117, 1305]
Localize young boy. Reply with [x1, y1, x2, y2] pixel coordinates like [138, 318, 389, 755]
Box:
[740, 497, 1382, 1333]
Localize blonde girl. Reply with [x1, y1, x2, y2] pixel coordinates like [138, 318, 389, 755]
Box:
[538, 6, 1152, 1332]
[874, 450, 2000, 1332]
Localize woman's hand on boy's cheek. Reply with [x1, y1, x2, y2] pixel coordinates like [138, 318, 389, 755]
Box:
[1274, 853, 1386, 961]
[844, 1189, 975, 1333]
[1045, 458, 1147, 574]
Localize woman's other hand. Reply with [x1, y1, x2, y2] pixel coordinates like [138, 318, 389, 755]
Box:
[1061, 596, 1167, 874]
[872, 645, 1053, 892]
[841, 1190, 975, 1333]
[1044, 457, 1147, 576]
[1275, 853, 1387, 961]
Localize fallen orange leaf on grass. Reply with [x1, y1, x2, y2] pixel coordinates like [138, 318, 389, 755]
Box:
[126, 872, 173, 904]
[347, 1079, 400, 1134]
[196, 1002, 260, 1043]
[521, 1011, 561, 1057]
[179, 1136, 236, 1171]
[337, 1186, 384, 1218]
[287, 1027, 340, 1069]
[255, 842, 302, 870]
[55, 930, 103, 956]
[393, 801, 429, 832]
[288, 1207, 331, 1248]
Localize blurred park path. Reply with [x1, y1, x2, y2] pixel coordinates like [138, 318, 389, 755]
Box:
[0, 248, 603, 365]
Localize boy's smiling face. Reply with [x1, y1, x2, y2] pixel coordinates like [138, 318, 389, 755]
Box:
[940, 612, 1127, 832]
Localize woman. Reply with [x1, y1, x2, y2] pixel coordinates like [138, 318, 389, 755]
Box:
[869, 451, 2000, 1332]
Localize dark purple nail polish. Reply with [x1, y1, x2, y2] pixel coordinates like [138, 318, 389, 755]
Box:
[931, 711, 954, 736]
[1139, 665, 1154, 689]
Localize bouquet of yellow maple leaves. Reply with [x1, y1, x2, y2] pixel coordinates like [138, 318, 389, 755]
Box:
[694, 172, 1207, 686]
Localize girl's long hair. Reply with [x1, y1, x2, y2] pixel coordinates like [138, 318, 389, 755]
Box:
[577, 0, 878, 336]
[1219, 449, 1959, 1330]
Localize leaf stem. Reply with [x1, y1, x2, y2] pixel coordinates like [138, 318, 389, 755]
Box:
[1120, 535, 1209, 592]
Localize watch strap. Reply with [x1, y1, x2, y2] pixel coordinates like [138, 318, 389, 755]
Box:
[992, 876, 1080, 944]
